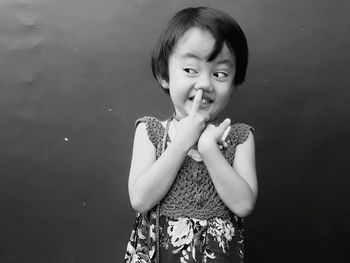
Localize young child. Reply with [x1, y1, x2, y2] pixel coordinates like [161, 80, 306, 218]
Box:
[125, 6, 258, 263]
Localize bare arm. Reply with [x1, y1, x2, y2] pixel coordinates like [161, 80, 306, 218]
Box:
[128, 123, 188, 213]
[198, 123, 258, 217]
[128, 90, 209, 213]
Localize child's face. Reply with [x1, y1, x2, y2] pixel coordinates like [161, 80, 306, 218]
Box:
[161, 27, 235, 120]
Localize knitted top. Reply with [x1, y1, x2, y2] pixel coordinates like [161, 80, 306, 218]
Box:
[136, 116, 253, 220]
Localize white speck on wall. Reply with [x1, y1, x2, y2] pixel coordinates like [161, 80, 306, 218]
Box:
[64, 137, 69, 142]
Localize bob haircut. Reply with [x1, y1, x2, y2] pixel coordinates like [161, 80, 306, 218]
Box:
[151, 6, 249, 92]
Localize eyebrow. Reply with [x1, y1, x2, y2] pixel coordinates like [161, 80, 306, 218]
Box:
[181, 52, 234, 66]
[215, 59, 234, 67]
[181, 52, 202, 60]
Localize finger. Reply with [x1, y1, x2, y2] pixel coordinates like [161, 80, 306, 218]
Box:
[219, 137, 228, 147]
[220, 118, 231, 140]
[219, 118, 231, 133]
[190, 89, 203, 116]
[218, 139, 228, 150]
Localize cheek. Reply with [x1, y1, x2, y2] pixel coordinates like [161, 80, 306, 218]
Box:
[218, 89, 233, 107]
[169, 87, 185, 103]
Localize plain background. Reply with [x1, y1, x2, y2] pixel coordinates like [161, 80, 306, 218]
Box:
[0, 0, 349, 262]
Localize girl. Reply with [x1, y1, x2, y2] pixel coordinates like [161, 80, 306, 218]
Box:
[125, 6, 258, 263]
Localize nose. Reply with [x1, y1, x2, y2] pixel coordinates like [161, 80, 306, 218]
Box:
[194, 73, 213, 92]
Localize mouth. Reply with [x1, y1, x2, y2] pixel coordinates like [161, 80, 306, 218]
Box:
[189, 96, 213, 106]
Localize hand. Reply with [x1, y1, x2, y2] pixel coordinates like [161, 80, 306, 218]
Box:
[197, 118, 231, 154]
[173, 89, 210, 151]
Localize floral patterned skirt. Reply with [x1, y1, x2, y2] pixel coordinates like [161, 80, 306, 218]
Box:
[124, 210, 244, 263]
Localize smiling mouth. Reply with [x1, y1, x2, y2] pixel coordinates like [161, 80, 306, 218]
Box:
[189, 96, 213, 106]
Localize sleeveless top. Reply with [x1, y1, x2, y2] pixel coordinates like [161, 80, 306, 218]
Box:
[136, 116, 253, 220]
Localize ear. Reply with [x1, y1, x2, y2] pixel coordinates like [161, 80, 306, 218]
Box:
[158, 76, 169, 90]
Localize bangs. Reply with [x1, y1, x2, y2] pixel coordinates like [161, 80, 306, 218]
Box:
[152, 7, 248, 89]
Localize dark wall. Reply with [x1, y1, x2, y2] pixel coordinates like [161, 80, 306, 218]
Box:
[0, 0, 349, 262]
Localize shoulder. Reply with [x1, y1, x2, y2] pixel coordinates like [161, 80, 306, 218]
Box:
[134, 116, 165, 147]
[135, 116, 161, 127]
[135, 116, 165, 131]
[228, 123, 254, 146]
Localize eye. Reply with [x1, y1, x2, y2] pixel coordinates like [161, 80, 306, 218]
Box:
[183, 68, 198, 74]
[213, 71, 228, 78]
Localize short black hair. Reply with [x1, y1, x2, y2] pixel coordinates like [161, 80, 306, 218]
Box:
[151, 6, 249, 90]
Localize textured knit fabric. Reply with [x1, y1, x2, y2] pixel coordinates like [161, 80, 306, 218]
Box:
[125, 116, 253, 263]
[135, 116, 253, 220]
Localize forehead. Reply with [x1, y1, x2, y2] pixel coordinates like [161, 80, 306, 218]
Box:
[171, 27, 234, 62]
